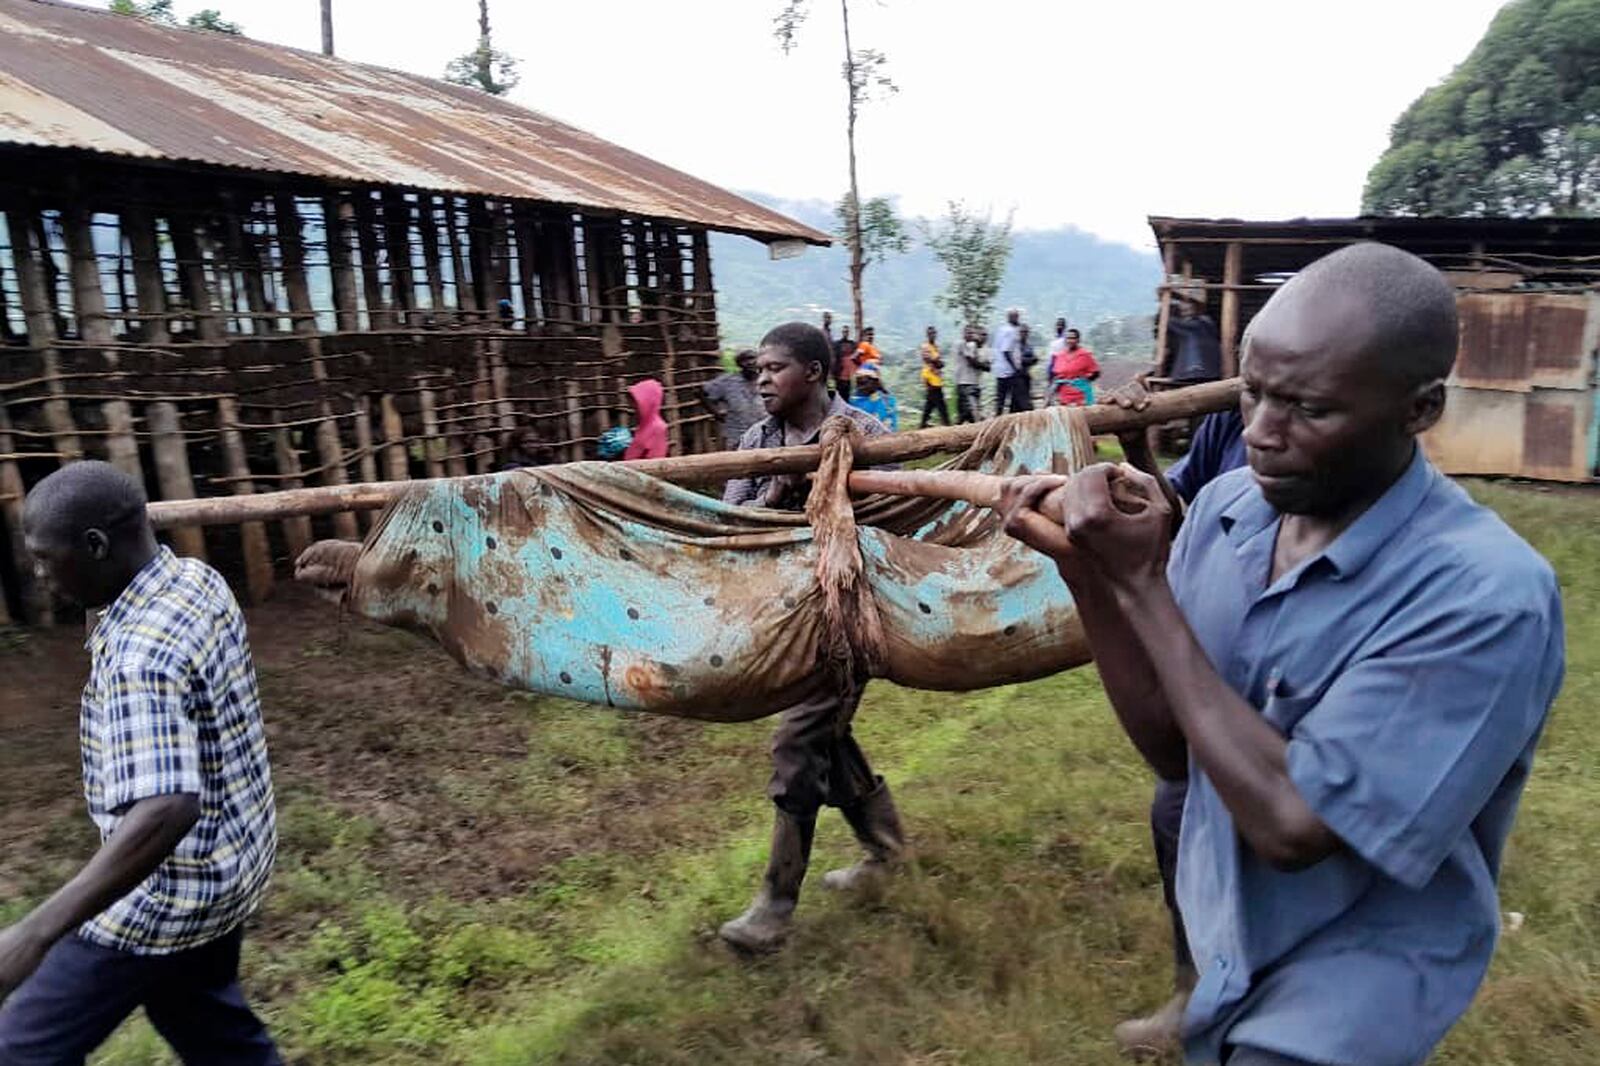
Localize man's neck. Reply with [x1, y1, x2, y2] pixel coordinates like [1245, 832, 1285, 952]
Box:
[781, 390, 833, 437]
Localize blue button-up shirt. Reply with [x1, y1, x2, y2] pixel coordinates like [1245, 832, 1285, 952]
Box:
[1169, 449, 1564, 1065]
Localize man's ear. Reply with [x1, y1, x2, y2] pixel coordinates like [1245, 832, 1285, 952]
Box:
[1405, 378, 1447, 436]
[805, 360, 825, 384]
[83, 527, 111, 561]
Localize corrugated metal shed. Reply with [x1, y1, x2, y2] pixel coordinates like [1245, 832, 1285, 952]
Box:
[0, 0, 830, 245]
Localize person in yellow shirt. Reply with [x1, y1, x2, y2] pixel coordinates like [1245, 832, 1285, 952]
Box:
[918, 325, 950, 427]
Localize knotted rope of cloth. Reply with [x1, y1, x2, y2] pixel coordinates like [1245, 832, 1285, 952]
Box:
[807, 416, 890, 696]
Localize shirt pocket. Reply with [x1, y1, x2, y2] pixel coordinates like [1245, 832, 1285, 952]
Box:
[1261, 691, 1321, 733]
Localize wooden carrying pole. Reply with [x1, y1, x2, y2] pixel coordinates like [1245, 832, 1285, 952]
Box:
[147, 378, 1244, 530]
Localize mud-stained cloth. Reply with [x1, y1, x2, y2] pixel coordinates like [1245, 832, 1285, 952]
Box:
[329, 407, 1095, 721]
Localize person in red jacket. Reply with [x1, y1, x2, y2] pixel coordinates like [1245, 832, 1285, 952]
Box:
[1049, 328, 1101, 407]
[622, 378, 669, 460]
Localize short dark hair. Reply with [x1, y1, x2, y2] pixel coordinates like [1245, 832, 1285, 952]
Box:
[759, 322, 832, 375]
[24, 461, 148, 542]
[1291, 242, 1459, 385]
[1066, 328, 1080, 338]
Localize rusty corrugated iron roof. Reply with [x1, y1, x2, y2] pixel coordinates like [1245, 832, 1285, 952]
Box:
[0, 0, 830, 245]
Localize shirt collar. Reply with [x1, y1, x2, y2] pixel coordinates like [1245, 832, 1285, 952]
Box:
[1218, 445, 1435, 582]
[88, 546, 180, 650]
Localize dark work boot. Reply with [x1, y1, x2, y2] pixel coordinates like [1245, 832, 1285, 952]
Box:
[822, 778, 906, 892]
[719, 809, 816, 954]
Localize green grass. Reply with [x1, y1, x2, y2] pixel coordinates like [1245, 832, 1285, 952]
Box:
[44, 480, 1600, 1063]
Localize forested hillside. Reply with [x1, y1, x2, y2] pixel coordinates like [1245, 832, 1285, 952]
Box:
[709, 194, 1162, 360]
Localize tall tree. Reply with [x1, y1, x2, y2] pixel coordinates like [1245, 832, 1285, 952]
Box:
[320, 0, 334, 56]
[923, 202, 1013, 332]
[1364, 0, 1600, 216]
[776, 0, 898, 336]
[444, 0, 520, 96]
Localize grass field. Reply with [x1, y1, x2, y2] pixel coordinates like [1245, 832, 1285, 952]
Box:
[1, 480, 1597, 1064]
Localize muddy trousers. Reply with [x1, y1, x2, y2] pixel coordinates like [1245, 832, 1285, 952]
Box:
[768, 681, 878, 818]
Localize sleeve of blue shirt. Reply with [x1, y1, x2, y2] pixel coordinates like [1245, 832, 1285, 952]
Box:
[1166, 410, 1241, 504]
[1284, 594, 1563, 890]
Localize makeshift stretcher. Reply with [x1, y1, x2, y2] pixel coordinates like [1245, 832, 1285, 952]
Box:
[148, 379, 1241, 723]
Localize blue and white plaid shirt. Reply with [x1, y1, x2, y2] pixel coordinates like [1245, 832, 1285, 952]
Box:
[79, 547, 276, 954]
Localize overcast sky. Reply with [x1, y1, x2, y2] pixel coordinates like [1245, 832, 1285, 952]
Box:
[196, 0, 1506, 250]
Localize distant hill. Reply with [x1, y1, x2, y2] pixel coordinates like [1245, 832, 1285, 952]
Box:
[709, 193, 1163, 364]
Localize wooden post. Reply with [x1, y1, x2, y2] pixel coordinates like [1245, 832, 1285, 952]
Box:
[468, 198, 496, 321]
[583, 217, 610, 323]
[64, 209, 146, 491]
[564, 379, 584, 462]
[270, 414, 314, 559]
[216, 396, 274, 603]
[489, 202, 511, 323]
[0, 405, 49, 623]
[351, 395, 380, 530]
[123, 209, 170, 344]
[220, 212, 272, 334]
[1219, 241, 1243, 379]
[512, 206, 539, 329]
[146, 402, 207, 560]
[1153, 239, 1177, 374]
[379, 395, 408, 481]
[445, 198, 473, 323]
[169, 218, 226, 343]
[416, 380, 448, 479]
[537, 212, 577, 328]
[382, 191, 418, 327]
[277, 194, 358, 539]
[416, 196, 446, 317]
[8, 209, 83, 464]
[325, 196, 361, 332]
[354, 193, 393, 330]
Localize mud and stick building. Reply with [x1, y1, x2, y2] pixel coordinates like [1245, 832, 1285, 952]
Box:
[0, 0, 825, 623]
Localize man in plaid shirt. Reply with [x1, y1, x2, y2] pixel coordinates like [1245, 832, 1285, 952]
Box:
[0, 462, 279, 1063]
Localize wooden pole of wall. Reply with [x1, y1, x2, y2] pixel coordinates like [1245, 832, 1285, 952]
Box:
[277, 194, 358, 540]
[416, 196, 446, 317]
[0, 406, 48, 623]
[8, 209, 83, 464]
[564, 379, 584, 462]
[489, 201, 511, 322]
[123, 209, 171, 344]
[381, 190, 418, 327]
[216, 396, 274, 603]
[354, 194, 393, 330]
[379, 395, 408, 481]
[1219, 241, 1243, 379]
[468, 198, 496, 322]
[1153, 240, 1177, 375]
[416, 380, 448, 479]
[64, 208, 146, 491]
[512, 205, 539, 328]
[270, 413, 314, 559]
[445, 198, 473, 323]
[146, 402, 207, 561]
[169, 218, 226, 343]
[351, 395, 380, 530]
[220, 213, 272, 334]
[537, 212, 577, 330]
[325, 196, 361, 332]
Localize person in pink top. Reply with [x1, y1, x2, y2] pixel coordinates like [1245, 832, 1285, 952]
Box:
[622, 378, 669, 460]
[1049, 328, 1101, 407]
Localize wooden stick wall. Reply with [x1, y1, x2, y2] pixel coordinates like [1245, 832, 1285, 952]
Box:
[0, 162, 726, 622]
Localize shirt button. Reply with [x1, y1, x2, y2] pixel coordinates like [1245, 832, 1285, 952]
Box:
[1214, 955, 1229, 971]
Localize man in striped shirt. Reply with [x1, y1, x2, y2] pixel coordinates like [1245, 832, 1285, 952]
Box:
[0, 462, 279, 1064]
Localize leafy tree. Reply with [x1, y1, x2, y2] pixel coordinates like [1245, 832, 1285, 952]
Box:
[776, 0, 898, 335]
[1364, 0, 1600, 216]
[922, 201, 1013, 331]
[444, 0, 520, 96]
[186, 9, 241, 33]
[835, 193, 910, 316]
[108, 0, 242, 34]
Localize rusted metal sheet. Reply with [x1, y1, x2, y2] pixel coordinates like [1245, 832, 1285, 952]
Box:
[1522, 389, 1593, 482]
[1455, 294, 1532, 391]
[0, 0, 829, 246]
[1526, 292, 1600, 390]
[1423, 386, 1526, 476]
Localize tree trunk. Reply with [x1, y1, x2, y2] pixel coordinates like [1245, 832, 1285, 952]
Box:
[477, 0, 493, 92]
[320, 0, 334, 55]
[841, 0, 865, 337]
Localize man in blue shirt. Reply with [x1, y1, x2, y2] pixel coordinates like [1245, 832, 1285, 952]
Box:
[1004, 242, 1564, 1065]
